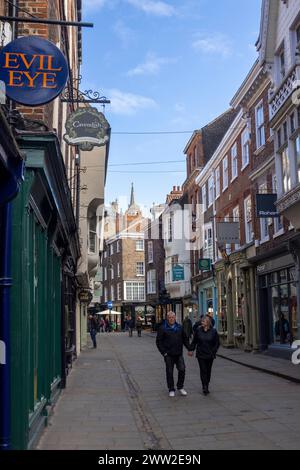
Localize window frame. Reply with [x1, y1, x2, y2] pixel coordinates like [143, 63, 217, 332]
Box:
[222, 156, 228, 192]
[231, 143, 238, 181]
[255, 101, 265, 150]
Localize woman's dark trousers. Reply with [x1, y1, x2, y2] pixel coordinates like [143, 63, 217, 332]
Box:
[164, 355, 185, 391]
[197, 358, 214, 389]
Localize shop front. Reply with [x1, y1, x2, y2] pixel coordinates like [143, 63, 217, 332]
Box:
[215, 251, 258, 351]
[257, 254, 298, 358]
[198, 277, 217, 327]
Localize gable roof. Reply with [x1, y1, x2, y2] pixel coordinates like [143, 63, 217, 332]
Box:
[201, 108, 239, 164]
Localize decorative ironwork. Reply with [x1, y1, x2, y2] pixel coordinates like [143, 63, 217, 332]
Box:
[61, 75, 110, 104]
[269, 66, 298, 120]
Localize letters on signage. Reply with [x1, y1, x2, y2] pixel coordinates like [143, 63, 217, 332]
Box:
[0, 36, 69, 106]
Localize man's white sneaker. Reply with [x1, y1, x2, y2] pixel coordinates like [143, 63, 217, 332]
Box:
[169, 391, 175, 397]
[178, 389, 187, 396]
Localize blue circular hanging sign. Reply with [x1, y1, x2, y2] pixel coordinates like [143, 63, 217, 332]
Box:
[0, 36, 69, 106]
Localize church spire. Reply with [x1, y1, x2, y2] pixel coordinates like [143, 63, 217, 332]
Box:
[129, 182, 135, 207]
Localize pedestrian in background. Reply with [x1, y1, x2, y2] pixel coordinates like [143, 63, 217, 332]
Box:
[128, 315, 134, 337]
[156, 311, 190, 397]
[188, 316, 219, 395]
[206, 310, 216, 328]
[136, 316, 143, 337]
[89, 314, 98, 348]
[192, 314, 204, 333]
[182, 315, 193, 340]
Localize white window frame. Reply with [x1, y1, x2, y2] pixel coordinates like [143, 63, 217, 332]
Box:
[111, 265, 114, 280]
[255, 101, 265, 149]
[202, 185, 207, 213]
[225, 214, 231, 255]
[259, 183, 270, 244]
[117, 283, 122, 301]
[136, 262, 144, 276]
[117, 240, 120, 253]
[203, 223, 213, 260]
[241, 129, 250, 170]
[222, 156, 228, 191]
[272, 174, 284, 236]
[148, 241, 154, 264]
[136, 239, 144, 251]
[104, 267, 107, 281]
[124, 281, 145, 301]
[117, 262, 120, 278]
[147, 269, 157, 294]
[281, 147, 291, 193]
[232, 206, 240, 250]
[231, 143, 238, 181]
[104, 287, 108, 303]
[110, 243, 114, 256]
[208, 175, 214, 207]
[215, 167, 220, 199]
[244, 196, 253, 244]
[111, 285, 115, 302]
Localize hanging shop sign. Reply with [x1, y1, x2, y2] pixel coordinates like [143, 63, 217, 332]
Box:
[172, 264, 185, 282]
[256, 194, 280, 218]
[216, 222, 240, 244]
[63, 107, 110, 151]
[78, 290, 93, 304]
[198, 259, 212, 271]
[0, 36, 69, 106]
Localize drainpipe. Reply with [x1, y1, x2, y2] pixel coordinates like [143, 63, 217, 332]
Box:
[0, 203, 12, 450]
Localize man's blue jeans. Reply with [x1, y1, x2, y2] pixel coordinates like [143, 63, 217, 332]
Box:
[90, 328, 97, 348]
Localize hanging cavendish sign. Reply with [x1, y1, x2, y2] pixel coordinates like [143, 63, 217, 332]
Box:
[0, 36, 69, 106]
[63, 107, 110, 151]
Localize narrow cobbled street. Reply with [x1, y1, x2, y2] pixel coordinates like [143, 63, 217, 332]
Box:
[37, 333, 300, 451]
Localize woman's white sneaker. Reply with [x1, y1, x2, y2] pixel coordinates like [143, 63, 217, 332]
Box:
[169, 391, 175, 397]
[178, 389, 187, 396]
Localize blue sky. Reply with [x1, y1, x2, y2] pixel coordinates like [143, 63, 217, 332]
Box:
[82, 0, 262, 212]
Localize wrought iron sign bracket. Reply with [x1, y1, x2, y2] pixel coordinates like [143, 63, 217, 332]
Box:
[61, 76, 110, 105]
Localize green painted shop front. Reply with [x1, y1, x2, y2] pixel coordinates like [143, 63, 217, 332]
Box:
[9, 132, 80, 449]
[10, 170, 62, 449]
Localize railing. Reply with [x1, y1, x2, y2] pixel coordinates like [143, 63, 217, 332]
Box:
[269, 66, 298, 120]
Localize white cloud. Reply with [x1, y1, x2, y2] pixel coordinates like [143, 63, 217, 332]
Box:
[113, 21, 135, 48]
[192, 33, 233, 58]
[174, 102, 185, 113]
[126, 0, 175, 16]
[127, 53, 177, 76]
[108, 89, 157, 115]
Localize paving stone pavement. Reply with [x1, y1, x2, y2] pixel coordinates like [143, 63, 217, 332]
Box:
[37, 332, 300, 450]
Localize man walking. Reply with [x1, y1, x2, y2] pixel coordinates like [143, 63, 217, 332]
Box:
[156, 311, 190, 397]
[89, 314, 98, 348]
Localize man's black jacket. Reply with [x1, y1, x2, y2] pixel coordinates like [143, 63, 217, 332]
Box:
[156, 320, 190, 357]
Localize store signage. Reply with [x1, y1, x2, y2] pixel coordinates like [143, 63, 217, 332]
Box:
[172, 264, 184, 282]
[216, 222, 239, 244]
[63, 107, 110, 151]
[198, 258, 212, 271]
[78, 290, 93, 304]
[0, 36, 69, 106]
[107, 301, 113, 310]
[256, 194, 279, 218]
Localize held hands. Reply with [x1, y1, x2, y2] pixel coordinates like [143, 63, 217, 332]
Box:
[188, 351, 194, 357]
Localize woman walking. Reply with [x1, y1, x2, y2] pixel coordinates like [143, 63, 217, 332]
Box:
[188, 316, 220, 395]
